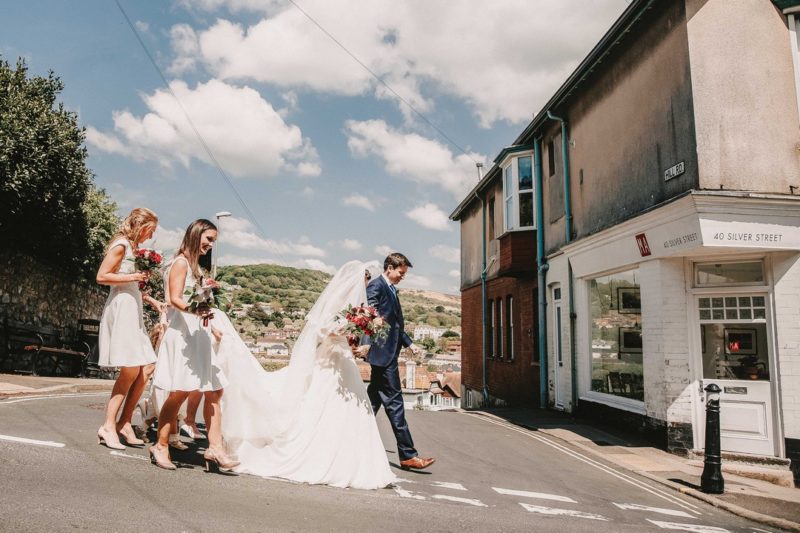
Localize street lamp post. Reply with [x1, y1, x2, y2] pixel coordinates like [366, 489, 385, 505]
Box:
[213, 211, 232, 278]
[701, 383, 724, 494]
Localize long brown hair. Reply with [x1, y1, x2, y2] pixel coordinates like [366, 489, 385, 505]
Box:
[176, 219, 217, 278]
[108, 207, 158, 250]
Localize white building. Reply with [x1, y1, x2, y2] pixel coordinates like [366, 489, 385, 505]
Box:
[413, 326, 448, 341]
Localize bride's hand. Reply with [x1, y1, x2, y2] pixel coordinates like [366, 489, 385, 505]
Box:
[352, 345, 370, 359]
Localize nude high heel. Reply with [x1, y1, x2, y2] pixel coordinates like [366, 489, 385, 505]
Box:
[203, 446, 240, 473]
[117, 425, 144, 446]
[149, 445, 177, 470]
[97, 426, 125, 450]
[168, 434, 188, 451]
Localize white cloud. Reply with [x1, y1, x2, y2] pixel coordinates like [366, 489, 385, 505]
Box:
[167, 24, 200, 75]
[301, 259, 337, 274]
[134, 20, 150, 33]
[86, 79, 320, 179]
[217, 216, 325, 257]
[151, 226, 185, 255]
[402, 273, 431, 289]
[301, 186, 314, 197]
[342, 193, 376, 212]
[345, 119, 484, 199]
[171, 1, 626, 126]
[405, 203, 452, 232]
[429, 244, 460, 264]
[448, 269, 460, 278]
[333, 239, 362, 251]
[374, 244, 393, 257]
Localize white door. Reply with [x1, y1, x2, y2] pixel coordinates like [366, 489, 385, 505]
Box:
[695, 295, 776, 456]
[552, 286, 565, 409]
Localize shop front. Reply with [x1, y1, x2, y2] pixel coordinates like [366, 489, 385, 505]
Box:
[555, 192, 800, 458]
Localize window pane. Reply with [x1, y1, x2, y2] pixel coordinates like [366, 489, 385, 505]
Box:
[519, 193, 534, 228]
[752, 296, 765, 307]
[712, 310, 724, 320]
[701, 323, 769, 381]
[699, 298, 710, 308]
[504, 166, 513, 200]
[699, 309, 711, 320]
[724, 297, 737, 308]
[505, 198, 514, 230]
[753, 308, 766, 319]
[518, 156, 532, 191]
[590, 269, 643, 401]
[739, 309, 752, 319]
[725, 309, 738, 320]
[695, 262, 764, 286]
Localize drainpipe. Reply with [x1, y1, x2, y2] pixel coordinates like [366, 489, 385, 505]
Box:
[473, 163, 489, 407]
[546, 110, 578, 410]
[534, 136, 549, 409]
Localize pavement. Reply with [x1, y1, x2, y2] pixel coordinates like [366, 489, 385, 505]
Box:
[1, 373, 798, 532]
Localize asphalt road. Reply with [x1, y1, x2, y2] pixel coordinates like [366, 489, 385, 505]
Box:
[0, 393, 782, 532]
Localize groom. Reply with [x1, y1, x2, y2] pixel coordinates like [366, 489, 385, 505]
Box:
[364, 253, 435, 471]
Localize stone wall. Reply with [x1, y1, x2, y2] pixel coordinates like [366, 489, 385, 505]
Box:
[0, 252, 107, 334]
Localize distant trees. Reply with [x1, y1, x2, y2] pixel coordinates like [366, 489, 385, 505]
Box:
[0, 58, 118, 281]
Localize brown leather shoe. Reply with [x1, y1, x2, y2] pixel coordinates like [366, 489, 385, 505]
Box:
[400, 456, 435, 470]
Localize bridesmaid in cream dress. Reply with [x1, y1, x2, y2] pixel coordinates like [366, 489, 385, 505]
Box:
[149, 219, 238, 472]
[96, 207, 164, 450]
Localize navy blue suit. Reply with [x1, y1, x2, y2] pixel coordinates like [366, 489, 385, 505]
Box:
[364, 275, 417, 460]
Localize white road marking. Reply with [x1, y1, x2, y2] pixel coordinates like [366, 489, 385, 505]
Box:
[432, 495, 487, 507]
[493, 487, 577, 503]
[0, 392, 107, 404]
[518, 503, 607, 521]
[0, 434, 65, 448]
[647, 520, 730, 532]
[394, 478, 417, 484]
[430, 481, 467, 491]
[613, 502, 694, 518]
[468, 414, 701, 515]
[110, 451, 149, 461]
[393, 486, 426, 500]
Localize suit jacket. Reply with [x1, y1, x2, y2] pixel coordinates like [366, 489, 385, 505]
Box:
[364, 275, 412, 367]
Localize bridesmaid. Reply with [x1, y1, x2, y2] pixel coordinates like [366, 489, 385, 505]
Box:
[149, 219, 238, 472]
[96, 207, 164, 449]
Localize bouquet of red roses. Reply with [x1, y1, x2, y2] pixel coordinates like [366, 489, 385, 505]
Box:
[339, 303, 389, 348]
[134, 248, 163, 294]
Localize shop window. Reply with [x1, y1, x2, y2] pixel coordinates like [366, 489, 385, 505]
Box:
[695, 261, 764, 287]
[589, 268, 643, 401]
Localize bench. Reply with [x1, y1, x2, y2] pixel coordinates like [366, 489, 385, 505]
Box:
[2, 319, 90, 377]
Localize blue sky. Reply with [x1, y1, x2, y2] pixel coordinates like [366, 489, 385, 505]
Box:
[1, 0, 628, 293]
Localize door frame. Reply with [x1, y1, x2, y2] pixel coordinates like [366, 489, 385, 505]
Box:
[686, 256, 785, 457]
[552, 284, 565, 410]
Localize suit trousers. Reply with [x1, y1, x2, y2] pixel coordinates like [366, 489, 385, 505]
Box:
[367, 359, 417, 461]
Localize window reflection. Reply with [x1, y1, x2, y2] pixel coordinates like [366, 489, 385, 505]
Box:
[590, 269, 643, 400]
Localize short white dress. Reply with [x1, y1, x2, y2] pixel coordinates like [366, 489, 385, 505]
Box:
[152, 257, 228, 392]
[98, 238, 157, 368]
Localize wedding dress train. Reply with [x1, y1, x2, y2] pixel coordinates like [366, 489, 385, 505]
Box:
[214, 261, 396, 490]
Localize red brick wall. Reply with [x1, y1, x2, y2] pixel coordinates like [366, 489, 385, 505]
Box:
[498, 230, 537, 275]
[462, 274, 540, 407]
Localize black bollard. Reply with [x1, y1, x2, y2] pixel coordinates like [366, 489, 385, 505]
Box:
[701, 383, 724, 494]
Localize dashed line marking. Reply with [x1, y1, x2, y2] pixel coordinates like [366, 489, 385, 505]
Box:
[393, 486, 426, 500]
[519, 503, 607, 521]
[647, 520, 730, 532]
[0, 434, 65, 448]
[394, 478, 417, 484]
[110, 451, 149, 461]
[613, 503, 694, 518]
[468, 414, 701, 515]
[492, 487, 577, 503]
[430, 481, 467, 491]
[432, 495, 487, 507]
[0, 392, 108, 404]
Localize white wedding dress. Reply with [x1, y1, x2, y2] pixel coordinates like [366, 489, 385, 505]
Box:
[214, 260, 396, 490]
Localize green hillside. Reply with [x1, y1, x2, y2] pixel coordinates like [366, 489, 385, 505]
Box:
[215, 263, 461, 332]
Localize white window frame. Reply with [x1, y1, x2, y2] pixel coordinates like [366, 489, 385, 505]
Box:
[693, 259, 766, 288]
[500, 152, 536, 233]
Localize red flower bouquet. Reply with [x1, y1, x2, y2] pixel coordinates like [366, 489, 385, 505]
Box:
[339, 303, 389, 348]
[134, 248, 163, 294]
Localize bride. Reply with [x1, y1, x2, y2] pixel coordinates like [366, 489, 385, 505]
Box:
[211, 260, 396, 490]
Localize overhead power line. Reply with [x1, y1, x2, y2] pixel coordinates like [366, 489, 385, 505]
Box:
[114, 0, 275, 257]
